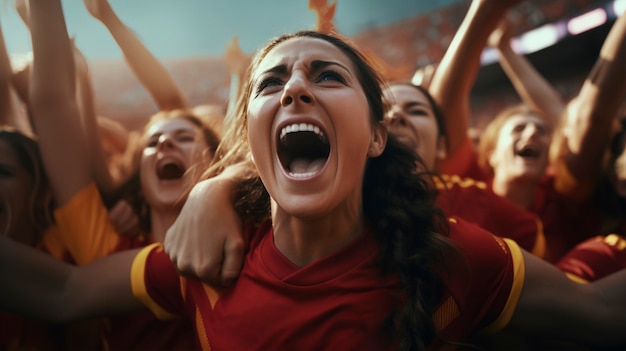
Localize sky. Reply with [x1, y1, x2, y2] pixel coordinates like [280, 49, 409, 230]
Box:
[0, 0, 462, 60]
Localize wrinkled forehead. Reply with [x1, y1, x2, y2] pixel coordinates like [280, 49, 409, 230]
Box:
[253, 37, 356, 79]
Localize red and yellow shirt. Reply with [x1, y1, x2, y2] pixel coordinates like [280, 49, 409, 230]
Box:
[132, 217, 524, 350]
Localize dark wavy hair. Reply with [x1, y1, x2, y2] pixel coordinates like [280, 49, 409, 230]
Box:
[205, 30, 453, 350]
[0, 128, 55, 240]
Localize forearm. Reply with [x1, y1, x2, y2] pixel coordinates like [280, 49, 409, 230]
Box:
[509, 250, 626, 346]
[7, 63, 33, 133]
[28, 0, 92, 205]
[0, 236, 144, 323]
[563, 13, 626, 180]
[99, 10, 188, 110]
[74, 56, 117, 196]
[29, 0, 75, 102]
[429, 0, 519, 157]
[496, 43, 564, 123]
[0, 23, 14, 124]
[164, 161, 252, 285]
[0, 236, 75, 323]
[226, 73, 240, 117]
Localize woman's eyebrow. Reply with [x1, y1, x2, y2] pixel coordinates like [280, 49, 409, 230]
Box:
[310, 60, 350, 75]
[259, 64, 287, 76]
[404, 101, 428, 109]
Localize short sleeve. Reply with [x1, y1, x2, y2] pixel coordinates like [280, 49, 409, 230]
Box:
[53, 182, 120, 264]
[131, 243, 185, 321]
[438, 217, 525, 336]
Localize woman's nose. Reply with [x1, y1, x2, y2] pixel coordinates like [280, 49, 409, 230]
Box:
[280, 74, 313, 106]
[157, 134, 174, 149]
[385, 107, 407, 126]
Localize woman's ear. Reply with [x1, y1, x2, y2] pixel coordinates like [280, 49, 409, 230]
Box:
[367, 122, 388, 157]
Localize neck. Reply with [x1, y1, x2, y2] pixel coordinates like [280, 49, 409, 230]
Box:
[271, 199, 364, 268]
[491, 173, 539, 210]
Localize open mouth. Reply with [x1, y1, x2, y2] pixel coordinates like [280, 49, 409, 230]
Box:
[389, 128, 417, 150]
[516, 144, 541, 159]
[278, 123, 330, 178]
[157, 160, 186, 180]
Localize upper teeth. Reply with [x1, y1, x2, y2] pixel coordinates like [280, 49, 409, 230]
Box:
[280, 123, 325, 141]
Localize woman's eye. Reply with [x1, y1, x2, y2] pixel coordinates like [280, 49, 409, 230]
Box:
[146, 139, 158, 147]
[317, 70, 345, 83]
[178, 135, 195, 143]
[256, 77, 282, 94]
[408, 109, 427, 116]
[513, 125, 525, 133]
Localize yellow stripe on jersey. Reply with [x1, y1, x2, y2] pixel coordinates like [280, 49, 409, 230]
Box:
[196, 308, 212, 351]
[435, 174, 488, 190]
[433, 296, 460, 331]
[203, 285, 221, 309]
[564, 272, 589, 284]
[480, 238, 525, 334]
[130, 243, 178, 320]
[604, 233, 626, 250]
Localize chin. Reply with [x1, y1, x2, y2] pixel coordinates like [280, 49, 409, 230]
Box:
[153, 193, 187, 209]
[278, 196, 332, 220]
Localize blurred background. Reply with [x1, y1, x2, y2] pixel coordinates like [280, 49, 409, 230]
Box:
[1, 0, 623, 130]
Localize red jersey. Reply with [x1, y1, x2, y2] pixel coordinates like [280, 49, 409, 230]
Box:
[530, 175, 602, 263]
[556, 233, 626, 282]
[132, 217, 524, 350]
[53, 183, 195, 351]
[435, 174, 545, 257]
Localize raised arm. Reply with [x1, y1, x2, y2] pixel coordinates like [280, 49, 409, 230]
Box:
[0, 19, 29, 132]
[558, 12, 626, 186]
[309, 0, 337, 34]
[9, 0, 32, 109]
[429, 0, 523, 174]
[72, 41, 119, 196]
[83, 0, 188, 111]
[0, 20, 14, 125]
[28, 0, 91, 206]
[224, 36, 250, 117]
[487, 16, 565, 123]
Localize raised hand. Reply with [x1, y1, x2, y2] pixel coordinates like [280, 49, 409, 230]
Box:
[14, 0, 29, 28]
[83, 0, 114, 22]
[224, 36, 249, 77]
[487, 16, 516, 49]
[308, 0, 337, 34]
[108, 200, 141, 238]
[164, 170, 246, 287]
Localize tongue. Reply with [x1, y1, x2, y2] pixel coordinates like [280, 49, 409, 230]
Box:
[290, 158, 325, 175]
